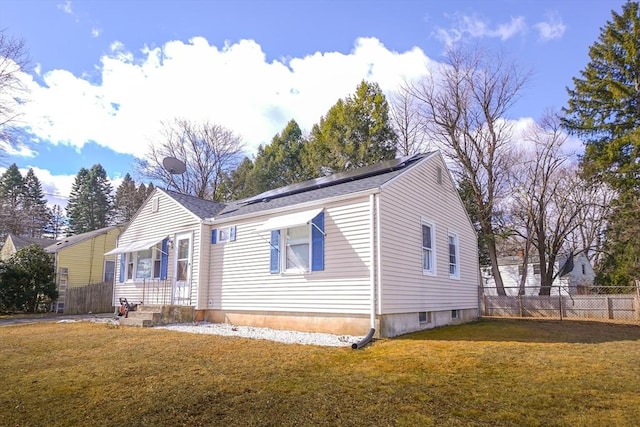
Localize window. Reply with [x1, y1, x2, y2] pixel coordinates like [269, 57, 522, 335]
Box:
[533, 263, 541, 275]
[451, 309, 460, 320]
[126, 253, 133, 280]
[211, 226, 236, 244]
[436, 166, 443, 184]
[104, 260, 115, 283]
[518, 265, 525, 276]
[448, 232, 459, 278]
[422, 221, 435, 274]
[268, 211, 325, 274]
[419, 311, 432, 324]
[285, 225, 310, 271]
[121, 242, 167, 282]
[153, 243, 162, 278]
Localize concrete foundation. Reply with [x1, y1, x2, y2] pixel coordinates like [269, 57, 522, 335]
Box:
[196, 307, 479, 338]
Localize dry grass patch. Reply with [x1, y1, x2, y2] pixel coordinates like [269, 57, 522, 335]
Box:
[1, 318, 639, 426]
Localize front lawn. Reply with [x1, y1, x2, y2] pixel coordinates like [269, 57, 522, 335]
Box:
[1, 318, 638, 426]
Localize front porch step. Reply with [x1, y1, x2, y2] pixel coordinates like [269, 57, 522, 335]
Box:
[118, 305, 194, 327]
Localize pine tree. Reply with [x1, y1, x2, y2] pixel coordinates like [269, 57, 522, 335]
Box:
[250, 120, 311, 195]
[0, 164, 25, 239]
[562, 1, 640, 285]
[66, 165, 113, 234]
[114, 173, 139, 223]
[22, 169, 50, 238]
[562, 1, 640, 192]
[46, 204, 66, 239]
[304, 81, 398, 176]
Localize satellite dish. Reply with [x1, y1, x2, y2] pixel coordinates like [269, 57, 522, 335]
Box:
[162, 157, 186, 175]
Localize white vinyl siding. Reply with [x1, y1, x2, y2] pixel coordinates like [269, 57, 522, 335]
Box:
[378, 154, 479, 313]
[113, 190, 202, 306]
[206, 197, 372, 314]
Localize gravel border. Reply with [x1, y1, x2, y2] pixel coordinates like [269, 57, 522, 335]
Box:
[156, 322, 364, 347]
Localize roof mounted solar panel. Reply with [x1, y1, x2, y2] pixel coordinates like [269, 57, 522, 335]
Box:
[242, 153, 424, 205]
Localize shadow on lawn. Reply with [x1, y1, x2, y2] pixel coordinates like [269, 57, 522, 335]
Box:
[395, 318, 640, 344]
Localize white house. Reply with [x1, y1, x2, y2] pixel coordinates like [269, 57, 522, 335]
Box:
[110, 152, 480, 337]
[482, 251, 596, 296]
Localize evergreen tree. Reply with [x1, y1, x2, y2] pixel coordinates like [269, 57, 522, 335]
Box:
[46, 204, 66, 239]
[113, 174, 154, 223]
[114, 173, 138, 223]
[22, 169, 50, 238]
[218, 156, 257, 201]
[562, 1, 640, 284]
[562, 1, 640, 192]
[66, 164, 114, 234]
[304, 80, 397, 176]
[0, 164, 25, 239]
[251, 120, 311, 195]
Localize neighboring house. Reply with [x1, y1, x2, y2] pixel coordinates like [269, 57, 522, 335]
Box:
[482, 251, 596, 296]
[111, 152, 480, 337]
[0, 234, 54, 261]
[46, 224, 126, 313]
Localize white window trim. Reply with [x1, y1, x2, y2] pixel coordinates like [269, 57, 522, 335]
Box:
[421, 218, 436, 276]
[282, 224, 311, 274]
[216, 226, 236, 243]
[448, 231, 460, 279]
[124, 244, 164, 282]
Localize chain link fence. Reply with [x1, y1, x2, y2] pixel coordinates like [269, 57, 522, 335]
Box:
[481, 281, 640, 324]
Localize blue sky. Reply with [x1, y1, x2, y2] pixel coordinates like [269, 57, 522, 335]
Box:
[0, 0, 628, 206]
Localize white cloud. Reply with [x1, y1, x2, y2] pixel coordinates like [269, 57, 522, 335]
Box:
[91, 27, 102, 38]
[16, 37, 433, 158]
[534, 13, 566, 41]
[0, 141, 37, 157]
[434, 14, 527, 46]
[57, 0, 73, 15]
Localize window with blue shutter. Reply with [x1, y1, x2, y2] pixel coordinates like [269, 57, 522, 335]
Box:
[311, 211, 325, 271]
[160, 238, 169, 280]
[211, 229, 217, 244]
[270, 230, 280, 273]
[230, 226, 236, 241]
[118, 253, 125, 283]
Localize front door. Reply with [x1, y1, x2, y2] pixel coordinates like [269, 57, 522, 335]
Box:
[173, 233, 192, 305]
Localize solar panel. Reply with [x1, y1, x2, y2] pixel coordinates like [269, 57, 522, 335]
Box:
[243, 153, 424, 204]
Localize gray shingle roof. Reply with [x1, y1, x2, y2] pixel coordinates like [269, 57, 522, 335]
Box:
[45, 224, 125, 253]
[163, 190, 226, 219]
[216, 153, 431, 220]
[7, 234, 55, 251]
[162, 153, 432, 223]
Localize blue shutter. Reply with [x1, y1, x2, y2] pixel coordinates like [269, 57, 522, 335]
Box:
[118, 253, 125, 283]
[270, 230, 280, 273]
[211, 229, 217, 244]
[311, 211, 325, 271]
[230, 226, 236, 241]
[160, 238, 169, 280]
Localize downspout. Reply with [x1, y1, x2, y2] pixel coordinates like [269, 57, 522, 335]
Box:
[352, 193, 377, 349]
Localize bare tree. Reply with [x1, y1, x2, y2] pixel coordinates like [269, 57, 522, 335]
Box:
[389, 85, 429, 156]
[0, 29, 30, 163]
[564, 180, 613, 270]
[136, 118, 244, 200]
[407, 45, 529, 295]
[509, 113, 590, 295]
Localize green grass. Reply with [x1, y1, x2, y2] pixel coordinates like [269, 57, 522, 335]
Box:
[1, 318, 639, 426]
